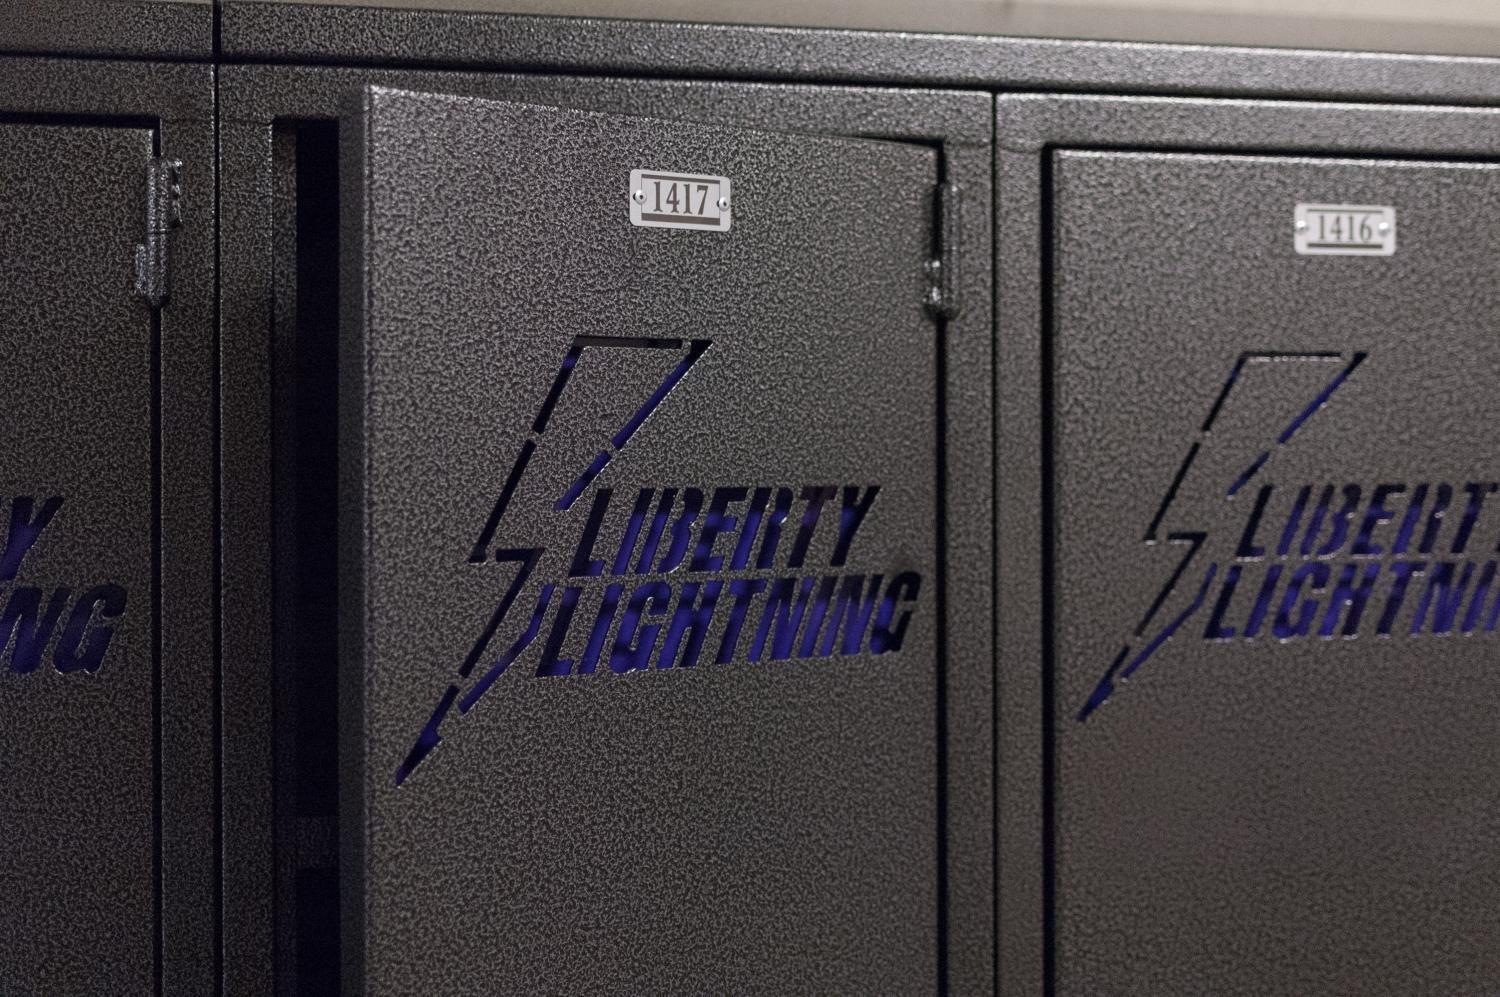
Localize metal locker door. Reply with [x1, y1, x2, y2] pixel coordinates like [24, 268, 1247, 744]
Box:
[1049, 150, 1500, 995]
[0, 124, 163, 995]
[340, 86, 948, 994]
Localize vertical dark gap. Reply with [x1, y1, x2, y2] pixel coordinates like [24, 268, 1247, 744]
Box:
[270, 122, 297, 997]
[147, 122, 165, 997]
[1038, 148, 1058, 997]
[271, 119, 342, 997]
[931, 150, 952, 997]
[210, 57, 225, 997]
[151, 292, 164, 997]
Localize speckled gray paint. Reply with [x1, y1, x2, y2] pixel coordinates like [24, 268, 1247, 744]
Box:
[997, 93, 1500, 996]
[1054, 151, 1500, 996]
[219, 1, 1500, 108]
[220, 65, 992, 996]
[0, 121, 158, 997]
[0, 0, 210, 60]
[0, 56, 217, 997]
[343, 83, 945, 996]
[18, 7, 1500, 996]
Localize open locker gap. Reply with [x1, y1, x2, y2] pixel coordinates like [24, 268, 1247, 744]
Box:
[270, 118, 341, 997]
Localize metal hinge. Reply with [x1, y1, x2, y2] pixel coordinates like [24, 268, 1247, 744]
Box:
[925, 180, 962, 320]
[133, 157, 183, 309]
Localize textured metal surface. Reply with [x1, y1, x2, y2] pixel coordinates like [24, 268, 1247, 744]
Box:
[219, 1, 1500, 107]
[0, 55, 218, 997]
[996, 93, 1500, 996]
[1053, 150, 1500, 996]
[0, 57, 217, 997]
[219, 64, 993, 996]
[0, 121, 158, 997]
[0, 0, 210, 61]
[220, 0, 1500, 59]
[341, 84, 946, 996]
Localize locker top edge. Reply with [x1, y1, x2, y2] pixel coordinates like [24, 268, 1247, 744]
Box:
[0, 0, 212, 62]
[214, 0, 1500, 107]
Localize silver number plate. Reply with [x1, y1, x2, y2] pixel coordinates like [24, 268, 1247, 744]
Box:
[630, 170, 731, 232]
[1295, 203, 1396, 257]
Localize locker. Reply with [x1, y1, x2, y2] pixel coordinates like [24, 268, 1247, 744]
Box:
[12, 2, 1500, 994]
[996, 94, 1500, 997]
[217, 68, 993, 994]
[1052, 150, 1500, 996]
[0, 58, 216, 997]
[0, 118, 162, 997]
[342, 84, 950, 994]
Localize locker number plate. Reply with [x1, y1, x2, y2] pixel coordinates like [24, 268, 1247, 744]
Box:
[630, 170, 731, 232]
[1294, 204, 1396, 256]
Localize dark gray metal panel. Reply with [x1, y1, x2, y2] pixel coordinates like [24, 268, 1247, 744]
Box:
[208, 0, 1497, 53]
[196, 0, 1500, 60]
[996, 92, 1500, 157]
[217, 1, 1500, 107]
[995, 93, 1500, 996]
[341, 84, 945, 996]
[1052, 149, 1500, 997]
[152, 75, 219, 997]
[220, 66, 991, 144]
[0, 0, 211, 61]
[0, 57, 217, 997]
[0, 120, 158, 997]
[0, 56, 218, 997]
[219, 105, 278, 997]
[993, 123, 1049, 997]
[0, 55, 213, 122]
[220, 64, 993, 996]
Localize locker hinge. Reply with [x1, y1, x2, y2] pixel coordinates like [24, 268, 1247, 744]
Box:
[925, 180, 962, 320]
[133, 157, 183, 309]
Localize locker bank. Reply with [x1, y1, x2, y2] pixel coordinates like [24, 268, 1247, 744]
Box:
[2, 1, 1499, 993]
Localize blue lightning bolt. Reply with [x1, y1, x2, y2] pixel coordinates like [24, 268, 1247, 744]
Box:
[1077, 351, 1366, 722]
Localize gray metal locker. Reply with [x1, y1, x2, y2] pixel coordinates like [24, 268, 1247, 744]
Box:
[0, 118, 162, 997]
[996, 93, 1500, 997]
[340, 84, 947, 994]
[1053, 149, 1500, 997]
[0, 57, 217, 997]
[215, 70, 994, 994]
[17, 1, 1500, 993]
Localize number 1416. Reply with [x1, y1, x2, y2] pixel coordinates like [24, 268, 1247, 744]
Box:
[1317, 212, 1379, 245]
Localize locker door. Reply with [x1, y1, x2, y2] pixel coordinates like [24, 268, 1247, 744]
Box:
[1050, 151, 1500, 995]
[0, 124, 160, 995]
[340, 86, 947, 994]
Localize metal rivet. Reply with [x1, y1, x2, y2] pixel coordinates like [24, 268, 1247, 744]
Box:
[1377, 221, 1390, 234]
[631, 189, 645, 203]
[1295, 219, 1308, 232]
[716, 196, 730, 211]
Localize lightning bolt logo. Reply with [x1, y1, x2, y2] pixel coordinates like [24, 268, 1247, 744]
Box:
[395, 335, 711, 786]
[1077, 350, 1367, 722]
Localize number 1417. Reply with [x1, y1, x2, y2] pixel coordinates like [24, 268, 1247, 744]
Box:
[653, 180, 714, 216]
